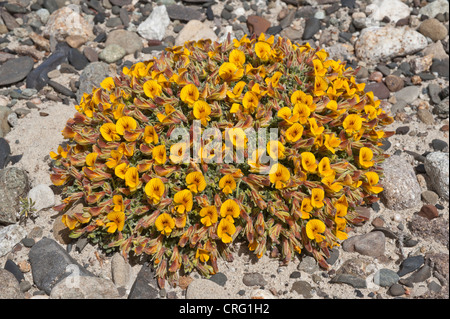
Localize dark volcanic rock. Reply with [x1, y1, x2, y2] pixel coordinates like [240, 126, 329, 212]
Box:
[0, 56, 34, 87]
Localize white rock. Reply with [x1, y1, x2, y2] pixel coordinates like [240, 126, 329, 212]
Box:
[111, 253, 133, 289]
[419, 0, 450, 18]
[27, 184, 55, 212]
[250, 289, 277, 299]
[137, 5, 170, 41]
[0, 224, 27, 257]
[355, 26, 428, 62]
[234, 7, 246, 16]
[424, 152, 449, 201]
[366, 0, 411, 23]
[175, 20, 218, 46]
[35, 8, 50, 24]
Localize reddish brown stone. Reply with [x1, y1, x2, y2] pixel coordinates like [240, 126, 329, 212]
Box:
[247, 15, 271, 36]
[418, 204, 439, 220]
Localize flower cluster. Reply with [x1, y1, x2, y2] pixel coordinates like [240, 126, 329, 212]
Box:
[50, 33, 393, 288]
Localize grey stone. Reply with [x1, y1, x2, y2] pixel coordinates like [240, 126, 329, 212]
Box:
[105, 30, 143, 55]
[29, 237, 94, 294]
[76, 62, 110, 103]
[433, 97, 449, 118]
[354, 231, 386, 257]
[419, 0, 449, 19]
[166, 4, 204, 22]
[0, 137, 10, 168]
[186, 278, 228, 299]
[330, 273, 367, 288]
[0, 269, 24, 299]
[209, 272, 227, 287]
[291, 280, 313, 298]
[303, 18, 321, 40]
[27, 184, 55, 212]
[98, 44, 126, 63]
[428, 83, 442, 105]
[0, 224, 27, 257]
[424, 152, 449, 200]
[0, 56, 34, 87]
[421, 190, 439, 205]
[399, 265, 432, 286]
[298, 255, 319, 274]
[0, 167, 29, 225]
[380, 155, 422, 210]
[418, 18, 448, 42]
[242, 272, 267, 287]
[397, 255, 424, 277]
[373, 268, 399, 287]
[111, 252, 132, 288]
[395, 86, 421, 104]
[417, 108, 435, 125]
[388, 283, 405, 296]
[128, 263, 159, 299]
[4, 259, 25, 283]
[50, 275, 120, 299]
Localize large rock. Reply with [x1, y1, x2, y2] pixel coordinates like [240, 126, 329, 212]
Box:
[105, 30, 143, 55]
[419, 0, 449, 19]
[0, 269, 24, 299]
[0, 224, 27, 257]
[128, 263, 159, 299]
[0, 56, 35, 87]
[42, 5, 94, 42]
[355, 26, 428, 62]
[0, 167, 29, 225]
[424, 152, 449, 201]
[29, 237, 95, 294]
[418, 19, 448, 42]
[50, 276, 120, 299]
[76, 62, 110, 103]
[380, 155, 422, 210]
[175, 20, 217, 46]
[366, 0, 411, 23]
[186, 278, 229, 299]
[27, 184, 55, 212]
[137, 4, 170, 41]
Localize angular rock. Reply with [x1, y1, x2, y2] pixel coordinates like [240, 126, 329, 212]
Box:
[355, 26, 428, 62]
[137, 5, 170, 41]
[0, 224, 27, 257]
[50, 276, 120, 299]
[418, 204, 439, 220]
[247, 15, 271, 36]
[27, 184, 55, 212]
[42, 5, 94, 42]
[4, 259, 25, 283]
[0, 56, 35, 87]
[29, 237, 94, 294]
[128, 263, 159, 299]
[398, 255, 424, 277]
[399, 265, 432, 286]
[175, 20, 217, 46]
[431, 58, 449, 78]
[343, 231, 385, 257]
[330, 273, 367, 288]
[68, 48, 89, 71]
[0, 269, 24, 299]
[373, 268, 399, 287]
[303, 18, 321, 40]
[76, 62, 110, 103]
[424, 152, 449, 201]
[409, 215, 449, 246]
[166, 4, 203, 22]
[380, 155, 422, 210]
[0, 167, 29, 225]
[48, 80, 76, 98]
[105, 30, 143, 55]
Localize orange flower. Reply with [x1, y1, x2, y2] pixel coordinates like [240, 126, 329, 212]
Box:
[306, 219, 325, 242]
[155, 213, 175, 236]
[144, 178, 165, 204]
[152, 145, 167, 165]
[217, 218, 236, 244]
[269, 163, 290, 189]
[311, 188, 325, 209]
[173, 189, 193, 214]
[106, 211, 125, 233]
[180, 84, 199, 105]
[199, 205, 218, 227]
[301, 152, 317, 173]
[220, 199, 240, 222]
[186, 171, 206, 193]
[285, 123, 304, 143]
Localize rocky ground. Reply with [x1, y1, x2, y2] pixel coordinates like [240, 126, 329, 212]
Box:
[0, 0, 449, 301]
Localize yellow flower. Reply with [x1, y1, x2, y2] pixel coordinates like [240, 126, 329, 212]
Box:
[106, 211, 125, 233]
[100, 77, 115, 91]
[313, 59, 327, 77]
[180, 83, 199, 105]
[106, 150, 123, 169]
[219, 62, 244, 82]
[117, 142, 134, 157]
[301, 152, 317, 173]
[285, 123, 304, 143]
[170, 142, 188, 164]
[321, 175, 343, 193]
[318, 157, 334, 177]
[125, 167, 140, 192]
[229, 49, 246, 67]
[326, 100, 338, 111]
[193, 100, 211, 126]
[116, 116, 137, 135]
[62, 214, 78, 230]
[219, 174, 237, 195]
[113, 195, 124, 212]
[267, 140, 285, 160]
[314, 76, 328, 96]
[152, 145, 167, 165]
[115, 162, 129, 179]
[358, 147, 374, 169]
[300, 197, 313, 219]
[100, 123, 120, 142]
[186, 171, 206, 193]
[143, 80, 162, 99]
[217, 218, 236, 244]
[227, 128, 247, 148]
[291, 90, 313, 106]
[85, 152, 98, 167]
[343, 114, 363, 135]
[199, 205, 218, 227]
[220, 199, 240, 222]
[255, 41, 272, 61]
[308, 118, 324, 137]
[324, 134, 341, 154]
[144, 125, 158, 144]
[145, 178, 165, 204]
[311, 188, 325, 209]
[174, 189, 193, 214]
[242, 91, 259, 112]
[306, 219, 326, 243]
[277, 107, 299, 124]
[266, 71, 282, 87]
[269, 163, 290, 189]
[50, 145, 69, 160]
[227, 81, 246, 99]
[363, 171, 384, 194]
[155, 213, 175, 236]
[293, 103, 311, 124]
[195, 248, 210, 263]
